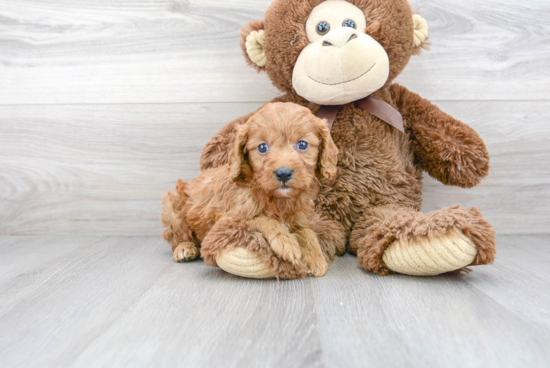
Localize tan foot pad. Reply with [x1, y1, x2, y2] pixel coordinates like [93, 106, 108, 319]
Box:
[382, 228, 477, 276]
[216, 247, 276, 279]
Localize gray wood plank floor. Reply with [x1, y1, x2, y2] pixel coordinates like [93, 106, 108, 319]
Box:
[1, 235, 549, 368]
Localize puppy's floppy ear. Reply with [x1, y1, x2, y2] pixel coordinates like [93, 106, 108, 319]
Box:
[228, 121, 251, 182]
[315, 118, 339, 180]
[240, 20, 266, 72]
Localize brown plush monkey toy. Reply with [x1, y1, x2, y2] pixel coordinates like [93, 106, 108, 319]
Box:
[167, 0, 496, 279]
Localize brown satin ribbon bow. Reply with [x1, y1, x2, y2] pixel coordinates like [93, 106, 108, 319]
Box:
[316, 96, 404, 133]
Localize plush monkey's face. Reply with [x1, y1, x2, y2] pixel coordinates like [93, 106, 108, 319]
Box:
[241, 0, 429, 105]
[292, 0, 389, 105]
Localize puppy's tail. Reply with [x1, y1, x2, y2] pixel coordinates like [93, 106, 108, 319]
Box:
[160, 179, 188, 250]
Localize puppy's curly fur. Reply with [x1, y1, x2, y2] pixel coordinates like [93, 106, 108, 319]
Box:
[161, 102, 339, 278]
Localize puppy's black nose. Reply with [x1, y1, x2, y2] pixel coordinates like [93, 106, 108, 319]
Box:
[275, 167, 293, 183]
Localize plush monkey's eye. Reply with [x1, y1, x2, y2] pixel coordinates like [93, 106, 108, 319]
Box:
[316, 21, 330, 35]
[342, 19, 356, 29]
[258, 143, 269, 154]
[297, 141, 309, 151]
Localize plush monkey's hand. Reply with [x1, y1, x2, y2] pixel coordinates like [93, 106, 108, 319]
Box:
[392, 84, 490, 188]
[421, 124, 490, 188]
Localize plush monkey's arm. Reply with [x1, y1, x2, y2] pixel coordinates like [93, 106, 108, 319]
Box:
[391, 84, 490, 188]
[199, 112, 255, 171]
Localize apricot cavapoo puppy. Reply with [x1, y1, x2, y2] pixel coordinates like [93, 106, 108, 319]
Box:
[161, 102, 338, 278]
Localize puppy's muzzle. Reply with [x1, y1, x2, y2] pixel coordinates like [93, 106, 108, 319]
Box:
[274, 167, 293, 184]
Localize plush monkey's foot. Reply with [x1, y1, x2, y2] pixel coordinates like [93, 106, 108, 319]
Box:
[216, 248, 276, 279]
[173, 242, 200, 262]
[351, 204, 496, 276]
[216, 247, 329, 279]
[214, 246, 311, 280]
[200, 219, 310, 280]
[382, 228, 477, 276]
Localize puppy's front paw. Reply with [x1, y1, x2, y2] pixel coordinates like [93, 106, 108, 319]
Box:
[270, 233, 302, 264]
[303, 253, 328, 278]
[173, 242, 200, 262]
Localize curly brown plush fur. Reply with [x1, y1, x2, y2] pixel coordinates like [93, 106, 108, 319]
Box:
[351, 204, 496, 275]
[162, 102, 339, 279]
[194, 0, 496, 277]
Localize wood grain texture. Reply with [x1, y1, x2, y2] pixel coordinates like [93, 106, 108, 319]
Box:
[1, 101, 548, 235]
[0, 0, 549, 235]
[0, 0, 549, 104]
[0, 1, 547, 366]
[0, 235, 549, 367]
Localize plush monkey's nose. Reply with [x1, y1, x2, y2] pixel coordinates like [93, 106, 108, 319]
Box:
[322, 27, 358, 48]
[275, 167, 293, 183]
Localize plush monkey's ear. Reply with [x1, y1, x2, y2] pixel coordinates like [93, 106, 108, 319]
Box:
[228, 122, 251, 182]
[412, 14, 429, 52]
[316, 119, 339, 181]
[240, 20, 266, 71]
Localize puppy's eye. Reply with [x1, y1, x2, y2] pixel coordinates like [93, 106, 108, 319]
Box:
[342, 19, 356, 29]
[297, 141, 309, 151]
[316, 21, 330, 35]
[258, 143, 269, 154]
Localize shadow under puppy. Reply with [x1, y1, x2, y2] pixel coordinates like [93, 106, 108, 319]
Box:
[161, 102, 339, 278]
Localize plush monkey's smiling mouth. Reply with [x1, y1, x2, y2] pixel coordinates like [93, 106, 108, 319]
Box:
[308, 63, 376, 86]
